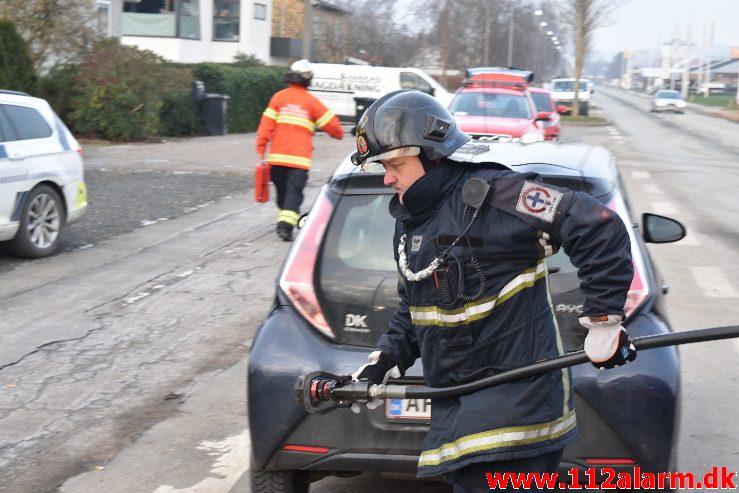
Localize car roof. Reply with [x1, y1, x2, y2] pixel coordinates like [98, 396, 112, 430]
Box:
[331, 142, 618, 197]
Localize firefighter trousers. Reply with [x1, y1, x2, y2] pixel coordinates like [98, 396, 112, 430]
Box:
[443, 449, 563, 492]
[270, 165, 308, 234]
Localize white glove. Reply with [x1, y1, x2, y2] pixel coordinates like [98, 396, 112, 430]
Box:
[350, 351, 401, 413]
[579, 314, 637, 369]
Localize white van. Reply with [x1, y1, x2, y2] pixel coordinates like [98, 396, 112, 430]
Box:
[549, 78, 592, 116]
[308, 63, 453, 125]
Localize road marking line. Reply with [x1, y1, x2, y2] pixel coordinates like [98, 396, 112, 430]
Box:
[689, 267, 739, 298]
[153, 430, 250, 493]
[612, 135, 623, 140]
[642, 184, 663, 194]
[631, 171, 651, 179]
[650, 201, 678, 215]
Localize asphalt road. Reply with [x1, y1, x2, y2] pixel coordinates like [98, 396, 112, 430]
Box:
[1, 94, 738, 492]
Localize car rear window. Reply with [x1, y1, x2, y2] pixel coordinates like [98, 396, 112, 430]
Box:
[450, 92, 531, 119]
[318, 193, 399, 346]
[1, 104, 52, 141]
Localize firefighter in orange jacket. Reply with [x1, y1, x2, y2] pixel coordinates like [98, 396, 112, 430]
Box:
[256, 59, 344, 241]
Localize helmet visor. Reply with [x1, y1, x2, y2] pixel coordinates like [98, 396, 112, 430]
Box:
[353, 146, 421, 172]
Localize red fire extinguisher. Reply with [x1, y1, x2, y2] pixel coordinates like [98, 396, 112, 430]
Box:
[255, 161, 270, 203]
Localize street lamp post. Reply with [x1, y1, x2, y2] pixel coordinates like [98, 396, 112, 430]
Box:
[507, 6, 515, 66]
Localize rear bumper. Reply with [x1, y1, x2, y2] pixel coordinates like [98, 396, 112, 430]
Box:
[248, 306, 679, 476]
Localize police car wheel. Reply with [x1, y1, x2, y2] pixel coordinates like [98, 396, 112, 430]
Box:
[9, 184, 64, 259]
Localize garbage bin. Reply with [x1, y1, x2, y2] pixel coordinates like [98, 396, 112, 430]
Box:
[354, 97, 377, 126]
[202, 93, 230, 136]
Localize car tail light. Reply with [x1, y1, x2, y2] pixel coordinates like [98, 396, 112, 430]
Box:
[279, 192, 335, 339]
[282, 444, 330, 454]
[76, 146, 83, 158]
[606, 196, 650, 319]
[584, 458, 636, 465]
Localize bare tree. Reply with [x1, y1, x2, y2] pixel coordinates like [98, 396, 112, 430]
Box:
[561, 0, 623, 115]
[336, 0, 433, 67]
[0, 0, 101, 72]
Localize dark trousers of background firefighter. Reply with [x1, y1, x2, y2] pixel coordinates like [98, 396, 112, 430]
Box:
[443, 449, 563, 493]
[270, 165, 308, 234]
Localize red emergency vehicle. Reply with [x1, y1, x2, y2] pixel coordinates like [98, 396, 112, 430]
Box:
[448, 69, 550, 143]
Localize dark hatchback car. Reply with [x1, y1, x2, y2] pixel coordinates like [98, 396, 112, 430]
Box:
[248, 142, 686, 492]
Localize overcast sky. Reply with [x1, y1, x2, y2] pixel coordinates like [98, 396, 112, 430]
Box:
[593, 0, 738, 56]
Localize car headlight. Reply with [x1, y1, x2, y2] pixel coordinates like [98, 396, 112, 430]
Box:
[656, 101, 666, 106]
[677, 101, 686, 107]
[520, 131, 543, 144]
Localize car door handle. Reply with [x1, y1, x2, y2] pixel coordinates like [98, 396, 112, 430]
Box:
[8, 152, 25, 160]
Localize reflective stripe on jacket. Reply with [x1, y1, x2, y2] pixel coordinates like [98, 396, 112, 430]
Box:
[376, 161, 633, 477]
[255, 84, 344, 170]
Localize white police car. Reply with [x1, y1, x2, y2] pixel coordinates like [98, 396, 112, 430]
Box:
[0, 90, 87, 258]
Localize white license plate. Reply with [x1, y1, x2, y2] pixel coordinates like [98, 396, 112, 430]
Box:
[386, 398, 432, 419]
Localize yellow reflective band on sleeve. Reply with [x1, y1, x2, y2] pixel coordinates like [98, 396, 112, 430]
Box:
[267, 153, 312, 169]
[418, 410, 577, 468]
[315, 110, 335, 128]
[263, 108, 278, 120]
[276, 115, 316, 132]
[409, 261, 546, 327]
[277, 209, 300, 226]
[76, 182, 88, 208]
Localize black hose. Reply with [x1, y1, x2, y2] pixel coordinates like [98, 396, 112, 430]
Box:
[395, 325, 739, 400]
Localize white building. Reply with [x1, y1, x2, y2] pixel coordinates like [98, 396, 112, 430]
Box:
[96, 0, 274, 64]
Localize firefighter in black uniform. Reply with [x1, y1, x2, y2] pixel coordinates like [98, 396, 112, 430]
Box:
[350, 90, 637, 492]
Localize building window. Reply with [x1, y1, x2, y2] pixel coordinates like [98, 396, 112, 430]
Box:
[214, 0, 240, 41]
[123, 0, 176, 37]
[254, 2, 266, 20]
[96, 1, 112, 35]
[122, 0, 200, 39]
[179, 0, 200, 39]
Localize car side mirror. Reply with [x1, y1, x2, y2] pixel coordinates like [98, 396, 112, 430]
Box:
[556, 105, 568, 114]
[535, 111, 552, 121]
[427, 87, 436, 96]
[642, 213, 686, 243]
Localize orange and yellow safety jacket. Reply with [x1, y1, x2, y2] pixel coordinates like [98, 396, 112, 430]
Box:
[256, 84, 344, 170]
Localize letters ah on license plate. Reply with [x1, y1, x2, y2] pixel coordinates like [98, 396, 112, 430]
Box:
[386, 398, 431, 419]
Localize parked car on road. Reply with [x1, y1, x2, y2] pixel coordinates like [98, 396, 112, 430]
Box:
[651, 90, 686, 114]
[0, 90, 87, 258]
[248, 141, 686, 492]
[448, 70, 546, 143]
[529, 87, 567, 141]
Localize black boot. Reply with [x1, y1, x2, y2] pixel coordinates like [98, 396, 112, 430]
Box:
[276, 226, 293, 242]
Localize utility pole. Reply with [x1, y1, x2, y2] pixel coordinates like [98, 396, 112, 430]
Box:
[302, 0, 312, 60]
[507, 5, 515, 66]
[483, 0, 492, 66]
[441, 0, 449, 86]
[681, 22, 691, 99]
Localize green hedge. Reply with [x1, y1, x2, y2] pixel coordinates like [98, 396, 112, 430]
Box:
[192, 63, 286, 133]
[0, 18, 36, 93]
[35, 43, 287, 141]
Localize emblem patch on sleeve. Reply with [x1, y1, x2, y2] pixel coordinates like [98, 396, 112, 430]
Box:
[411, 235, 423, 252]
[515, 181, 563, 223]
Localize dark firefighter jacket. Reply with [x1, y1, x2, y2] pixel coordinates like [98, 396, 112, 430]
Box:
[376, 159, 633, 477]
